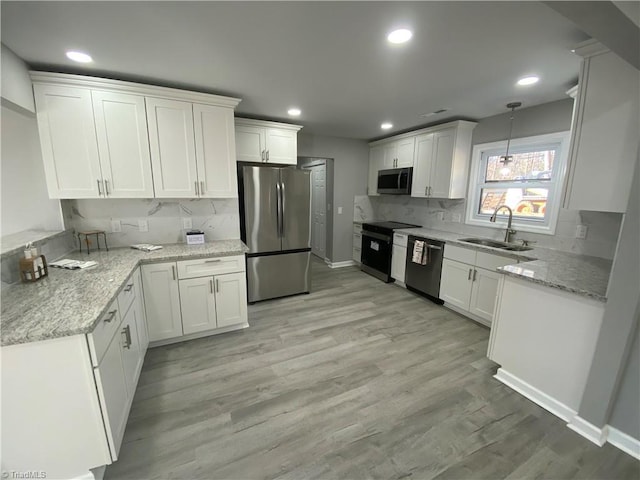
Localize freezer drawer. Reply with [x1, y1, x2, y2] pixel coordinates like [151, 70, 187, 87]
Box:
[247, 251, 311, 303]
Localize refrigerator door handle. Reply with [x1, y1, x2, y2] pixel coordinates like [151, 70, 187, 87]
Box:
[280, 181, 286, 237]
[276, 181, 283, 237]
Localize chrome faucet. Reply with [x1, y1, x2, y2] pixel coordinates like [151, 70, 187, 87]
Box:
[490, 205, 517, 243]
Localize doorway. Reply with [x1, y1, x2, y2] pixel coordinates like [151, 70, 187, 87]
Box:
[300, 157, 333, 262]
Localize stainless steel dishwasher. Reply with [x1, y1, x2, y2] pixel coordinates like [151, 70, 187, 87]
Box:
[405, 235, 445, 304]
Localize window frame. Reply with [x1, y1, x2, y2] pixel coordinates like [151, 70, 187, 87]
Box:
[465, 131, 570, 235]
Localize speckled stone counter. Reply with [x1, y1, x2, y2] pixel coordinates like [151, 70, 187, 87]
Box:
[1, 229, 69, 257]
[1, 240, 248, 347]
[395, 227, 611, 302]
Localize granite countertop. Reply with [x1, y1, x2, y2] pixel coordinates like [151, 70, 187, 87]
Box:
[1, 229, 69, 258]
[394, 227, 611, 302]
[1, 240, 248, 347]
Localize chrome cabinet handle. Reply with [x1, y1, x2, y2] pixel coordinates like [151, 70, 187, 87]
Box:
[425, 186, 428, 196]
[124, 283, 134, 292]
[266, 150, 269, 162]
[215, 279, 219, 293]
[104, 179, 110, 196]
[97, 180, 103, 196]
[468, 269, 472, 281]
[200, 181, 205, 195]
[172, 265, 176, 281]
[104, 309, 117, 323]
[261, 150, 265, 162]
[205, 259, 221, 263]
[210, 278, 214, 294]
[195, 181, 199, 196]
[473, 269, 477, 281]
[122, 325, 132, 349]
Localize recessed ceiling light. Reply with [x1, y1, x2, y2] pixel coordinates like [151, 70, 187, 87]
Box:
[287, 107, 301, 117]
[381, 122, 393, 130]
[387, 29, 413, 44]
[517, 75, 540, 86]
[66, 51, 93, 63]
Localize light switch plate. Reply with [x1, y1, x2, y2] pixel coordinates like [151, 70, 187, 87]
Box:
[138, 219, 149, 232]
[110, 220, 122, 233]
[437, 212, 445, 221]
[575, 224, 588, 239]
[337, 207, 343, 214]
[182, 217, 193, 230]
[452, 213, 462, 223]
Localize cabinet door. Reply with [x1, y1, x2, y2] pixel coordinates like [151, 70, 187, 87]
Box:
[235, 125, 266, 162]
[214, 272, 248, 328]
[146, 97, 199, 198]
[391, 245, 407, 282]
[193, 104, 238, 198]
[141, 262, 183, 341]
[92, 91, 154, 198]
[411, 133, 434, 198]
[395, 138, 415, 167]
[368, 146, 384, 196]
[94, 332, 129, 458]
[440, 258, 473, 310]
[382, 143, 397, 169]
[429, 128, 456, 198]
[179, 276, 218, 335]
[33, 84, 103, 198]
[133, 269, 149, 352]
[266, 128, 297, 165]
[469, 267, 502, 324]
[120, 307, 143, 396]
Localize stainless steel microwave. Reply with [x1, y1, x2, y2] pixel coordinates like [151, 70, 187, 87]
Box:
[377, 167, 413, 194]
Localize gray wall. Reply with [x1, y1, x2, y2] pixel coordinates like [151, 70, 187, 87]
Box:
[578, 152, 640, 437]
[472, 98, 574, 145]
[298, 134, 369, 263]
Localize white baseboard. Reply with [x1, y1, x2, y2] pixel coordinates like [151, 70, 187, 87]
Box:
[608, 425, 640, 460]
[327, 260, 356, 269]
[494, 368, 577, 422]
[567, 415, 608, 446]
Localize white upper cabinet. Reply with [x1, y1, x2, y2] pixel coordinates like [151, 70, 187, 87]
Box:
[31, 72, 241, 200]
[563, 41, 639, 213]
[368, 120, 476, 199]
[411, 121, 476, 199]
[146, 97, 199, 198]
[33, 84, 103, 198]
[193, 103, 238, 198]
[234, 119, 302, 165]
[92, 91, 154, 198]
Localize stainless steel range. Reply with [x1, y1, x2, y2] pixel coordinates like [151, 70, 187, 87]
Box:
[360, 221, 420, 282]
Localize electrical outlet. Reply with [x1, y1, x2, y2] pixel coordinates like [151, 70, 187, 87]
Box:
[437, 212, 445, 221]
[452, 213, 462, 223]
[337, 207, 343, 215]
[110, 220, 122, 233]
[575, 224, 588, 239]
[138, 219, 149, 232]
[182, 217, 193, 230]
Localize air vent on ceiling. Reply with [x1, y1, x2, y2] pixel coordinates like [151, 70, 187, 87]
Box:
[420, 108, 449, 118]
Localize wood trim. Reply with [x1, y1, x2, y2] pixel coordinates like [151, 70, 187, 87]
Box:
[494, 368, 577, 422]
[234, 117, 303, 131]
[148, 322, 249, 348]
[30, 71, 241, 108]
[327, 260, 356, 269]
[571, 39, 609, 59]
[607, 426, 640, 460]
[368, 120, 477, 147]
[567, 415, 609, 446]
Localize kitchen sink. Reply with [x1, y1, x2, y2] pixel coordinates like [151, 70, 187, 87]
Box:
[458, 238, 533, 252]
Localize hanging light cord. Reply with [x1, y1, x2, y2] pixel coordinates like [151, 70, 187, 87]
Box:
[500, 102, 522, 165]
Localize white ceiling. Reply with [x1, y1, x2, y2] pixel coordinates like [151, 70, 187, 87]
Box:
[1, 1, 590, 140]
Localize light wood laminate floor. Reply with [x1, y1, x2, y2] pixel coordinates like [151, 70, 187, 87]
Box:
[106, 258, 639, 479]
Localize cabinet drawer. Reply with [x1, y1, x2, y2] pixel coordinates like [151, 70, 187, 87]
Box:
[353, 232, 362, 248]
[177, 255, 245, 279]
[88, 301, 122, 367]
[444, 244, 476, 264]
[354, 223, 362, 234]
[475, 251, 517, 271]
[117, 273, 136, 315]
[393, 233, 408, 247]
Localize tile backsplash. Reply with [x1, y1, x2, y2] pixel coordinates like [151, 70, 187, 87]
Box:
[61, 198, 240, 249]
[354, 195, 622, 259]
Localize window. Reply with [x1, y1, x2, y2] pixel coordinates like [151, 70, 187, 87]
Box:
[466, 132, 570, 235]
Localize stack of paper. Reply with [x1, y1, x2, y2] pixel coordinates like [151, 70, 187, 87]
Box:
[49, 259, 98, 270]
[130, 244, 163, 252]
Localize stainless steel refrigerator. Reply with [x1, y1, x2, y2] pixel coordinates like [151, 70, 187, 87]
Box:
[239, 165, 312, 303]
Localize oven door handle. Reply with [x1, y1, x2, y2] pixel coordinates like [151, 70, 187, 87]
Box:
[362, 231, 392, 242]
[425, 244, 443, 250]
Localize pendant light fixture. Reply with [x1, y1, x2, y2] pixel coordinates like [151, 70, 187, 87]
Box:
[500, 102, 522, 165]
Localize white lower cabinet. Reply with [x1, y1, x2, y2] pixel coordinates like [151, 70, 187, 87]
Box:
[391, 233, 408, 283]
[144, 256, 248, 345]
[142, 262, 183, 341]
[353, 223, 363, 263]
[440, 244, 518, 326]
